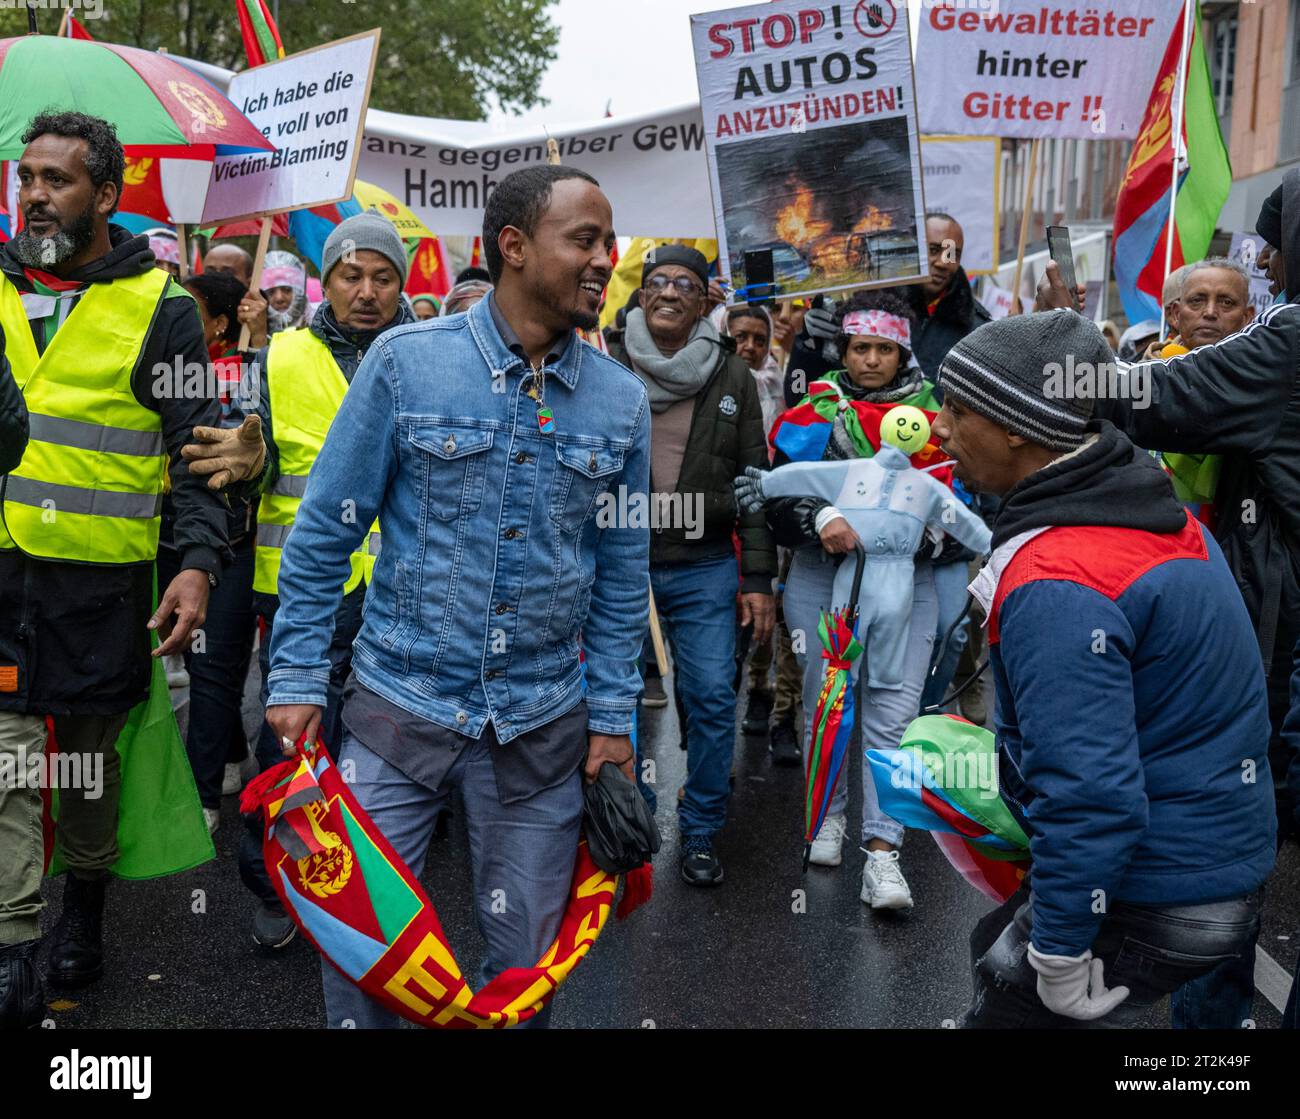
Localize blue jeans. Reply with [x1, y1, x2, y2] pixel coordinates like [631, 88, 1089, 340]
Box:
[965, 885, 1263, 1029]
[1170, 931, 1258, 1028]
[919, 559, 970, 713]
[650, 555, 739, 838]
[157, 537, 258, 808]
[783, 549, 937, 846]
[322, 731, 583, 1029]
[240, 586, 366, 905]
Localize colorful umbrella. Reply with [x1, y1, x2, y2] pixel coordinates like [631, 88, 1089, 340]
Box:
[0, 35, 273, 159]
[803, 543, 867, 870]
[352, 180, 433, 240]
[866, 714, 1030, 902]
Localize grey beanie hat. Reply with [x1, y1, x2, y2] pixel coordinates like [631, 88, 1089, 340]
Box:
[938, 310, 1109, 451]
[321, 210, 408, 285]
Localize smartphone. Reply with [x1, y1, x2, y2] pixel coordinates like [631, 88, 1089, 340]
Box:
[1046, 225, 1078, 303]
[743, 248, 776, 306]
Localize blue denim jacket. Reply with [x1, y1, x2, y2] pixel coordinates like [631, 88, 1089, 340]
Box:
[266, 295, 651, 743]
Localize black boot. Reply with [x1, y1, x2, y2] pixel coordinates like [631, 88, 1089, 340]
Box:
[0, 940, 44, 1029]
[742, 689, 773, 735]
[47, 875, 105, 988]
[769, 719, 803, 767]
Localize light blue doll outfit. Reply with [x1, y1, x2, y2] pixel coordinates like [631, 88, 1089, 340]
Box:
[743, 445, 991, 689]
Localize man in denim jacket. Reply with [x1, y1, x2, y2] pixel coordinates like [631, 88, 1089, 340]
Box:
[264, 167, 649, 1028]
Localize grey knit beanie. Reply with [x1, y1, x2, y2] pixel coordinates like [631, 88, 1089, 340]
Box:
[321, 210, 408, 285]
[938, 310, 1110, 451]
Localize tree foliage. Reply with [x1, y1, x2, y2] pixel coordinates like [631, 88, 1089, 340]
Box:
[0, 0, 559, 120]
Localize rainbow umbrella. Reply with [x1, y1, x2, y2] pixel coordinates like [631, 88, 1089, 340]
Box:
[803, 544, 867, 870]
[0, 35, 272, 159]
[867, 714, 1030, 901]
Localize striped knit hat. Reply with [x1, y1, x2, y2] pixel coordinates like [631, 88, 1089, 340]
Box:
[938, 310, 1105, 451]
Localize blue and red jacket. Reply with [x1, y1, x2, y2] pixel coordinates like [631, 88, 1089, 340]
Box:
[986, 513, 1276, 956]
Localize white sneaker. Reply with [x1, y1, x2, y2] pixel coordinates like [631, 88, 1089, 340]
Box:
[203, 806, 221, 836]
[808, 813, 847, 867]
[861, 849, 913, 910]
[164, 655, 190, 688]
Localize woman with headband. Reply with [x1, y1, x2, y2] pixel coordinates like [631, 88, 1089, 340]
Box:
[764, 289, 940, 911]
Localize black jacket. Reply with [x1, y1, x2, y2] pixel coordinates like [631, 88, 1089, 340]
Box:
[0, 226, 227, 715]
[607, 332, 776, 593]
[781, 271, 990, 408]
[0, 327, 25, 475]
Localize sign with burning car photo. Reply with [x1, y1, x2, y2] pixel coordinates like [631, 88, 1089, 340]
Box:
[690, 0, 928, 301]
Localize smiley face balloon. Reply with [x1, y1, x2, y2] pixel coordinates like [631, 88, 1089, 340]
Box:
[879, 405, 931, 455]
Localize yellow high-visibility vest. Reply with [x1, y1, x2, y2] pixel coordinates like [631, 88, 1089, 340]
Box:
[254, 327, 378, 595]
[0, 269, 169, 564]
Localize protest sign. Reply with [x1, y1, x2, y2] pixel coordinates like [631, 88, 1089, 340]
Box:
[200, 29, 379, 225]
[358, 103, 714, 238]
[690, 0, 927, 301]
[1228, 233, 1278, 322]
[915, 0, 1183, 140]
[919, 135, 1000, 274]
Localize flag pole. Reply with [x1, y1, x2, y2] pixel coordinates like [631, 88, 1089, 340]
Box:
[1159, 0, 1195, 338]
[1010, 138, 1041, 314]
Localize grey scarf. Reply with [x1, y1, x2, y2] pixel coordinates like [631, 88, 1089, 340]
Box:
[624, 308, 722, 413]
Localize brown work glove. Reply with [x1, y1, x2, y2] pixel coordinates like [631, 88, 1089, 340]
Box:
[181, 414, 266, 490]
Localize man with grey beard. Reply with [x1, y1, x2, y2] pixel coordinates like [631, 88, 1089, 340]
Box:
[0, 112, 261, 1028]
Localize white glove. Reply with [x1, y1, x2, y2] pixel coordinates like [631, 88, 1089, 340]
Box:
[1027, 944, 1130, 1021]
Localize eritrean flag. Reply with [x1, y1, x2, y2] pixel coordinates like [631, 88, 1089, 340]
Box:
[236, 0, 286, 68]
[1113, 1, 1231, 324]
[406, 237, 455, 299]
[867, 715, 1029, 903]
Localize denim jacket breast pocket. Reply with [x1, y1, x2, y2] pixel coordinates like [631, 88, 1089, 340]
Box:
[408, 421, 494, 522]
[549, 434, 626, 535]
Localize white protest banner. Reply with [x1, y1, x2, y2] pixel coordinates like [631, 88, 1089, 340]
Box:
[690, 0, 927, 301]
[358, 104, 714, 237]
[919, 135, 1000, 274]
[200, 30, 380, 225]
[1228, 233, 1278, 322]
[915, 0, 1183, 140]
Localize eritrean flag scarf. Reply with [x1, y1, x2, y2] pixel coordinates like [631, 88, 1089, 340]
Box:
[243, 742, 646, 1028]
[770, 372, 951, 485]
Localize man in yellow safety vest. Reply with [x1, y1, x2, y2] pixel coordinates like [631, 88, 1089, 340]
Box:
[238, 211, 413, 950]
[0, 112, 265, 1028]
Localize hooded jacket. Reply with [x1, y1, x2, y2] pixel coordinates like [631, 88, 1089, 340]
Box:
[976, 422, 1276, 957]
[0, 224, 229, 715]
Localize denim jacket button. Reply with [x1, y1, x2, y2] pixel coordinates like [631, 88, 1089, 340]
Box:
[588, 452, 597, 472]
[443, 436, 457, 454]
[495, 602, 509, 615]
[455, 710, 468, 725]
[514, 451, 528, 464]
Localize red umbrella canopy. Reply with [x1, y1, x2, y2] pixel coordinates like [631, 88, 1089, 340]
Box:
[0, 35, 273, 159]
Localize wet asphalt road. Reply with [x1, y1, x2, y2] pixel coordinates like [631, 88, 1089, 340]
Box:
[30, 664, 1297, 1029]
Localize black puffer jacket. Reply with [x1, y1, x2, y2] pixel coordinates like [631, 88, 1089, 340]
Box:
[607, 332, 775, 593]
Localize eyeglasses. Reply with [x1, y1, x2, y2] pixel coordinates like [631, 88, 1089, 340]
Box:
[645, 274, 704, 297]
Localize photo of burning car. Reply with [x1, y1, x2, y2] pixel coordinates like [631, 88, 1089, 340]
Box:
[715, 115, 925, 300]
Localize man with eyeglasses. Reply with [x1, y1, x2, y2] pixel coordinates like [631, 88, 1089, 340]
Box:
[607, 246, 775, 886]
